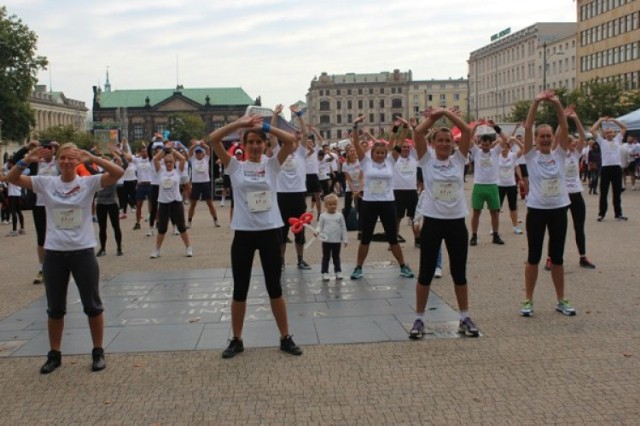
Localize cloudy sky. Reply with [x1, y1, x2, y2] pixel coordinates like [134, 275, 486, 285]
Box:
[5, 0, 576, 116]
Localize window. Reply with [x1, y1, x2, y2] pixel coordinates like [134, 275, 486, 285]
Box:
[380, 113, 385, 123]
[337, 89, 341, 95]
[369, 99, 374, 108]
[320, 115, 330, 124]
[369, 88, 374, 95]
[391, 88, 396, 94]
[369, 113, 374, 122]
[398, 87, 402, 93]
[347, 89, 351, 95]
[337, 101, 342, 109]
[427, 94, 433, 101]
[319, 90, 323, 96]
[379, 99, 385, 108]
[325, 130, 331, 139]
[337, 115, 342, 124]
[358, 88, 363, 95]
[336, 130, 341, 139]
[391, 98, 402, 108]
[133, 124, 144, 140]
[380, 88, 384, 94]
[358, 100, 363, 109]
[454, 93, 460, 101]
[347, 100, 352, 109]
[347, 114, 353, 123]
[319, 100, 330, 111]
[439, 94, 446, 103]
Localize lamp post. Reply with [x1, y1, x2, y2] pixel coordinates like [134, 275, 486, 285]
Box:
[542, 42, 564, 90]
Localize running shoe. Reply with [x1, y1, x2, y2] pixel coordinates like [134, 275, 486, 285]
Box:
[400, 265, 414, 278]
[458, 317, 480, 337]
[520, 300, 534, 317]
[469, 235, 477, 246]
[222, 337, 244, 359]
[185, 247, 193, 257]
[133, 223, 141, 230]
[297, 260, 312, 270]
[615, 215, 628, 221]
[555, 299, 576, 316]
[409, 319, 425, 339]
[18, 229, 26, 235]
[146, 229, 154, 237]
[322, 273, 330, 281]
[214, 219, 221, 227]
[579, 257, 596, 269]
[492, 233, 505, 245]
[280, 335, 302, 355]
[513, 226, 523, 235]
[350, 266, 364, 280]
[335, 272, 343, 280]
[33, 271, 43, 285]
[150, 249, 161, 259]
[434, 267, 443, 279]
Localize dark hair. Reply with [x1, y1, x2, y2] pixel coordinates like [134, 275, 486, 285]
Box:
[242, 130, 267, 144]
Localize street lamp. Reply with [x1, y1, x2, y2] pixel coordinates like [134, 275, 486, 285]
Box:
[542, 42, 565, 90]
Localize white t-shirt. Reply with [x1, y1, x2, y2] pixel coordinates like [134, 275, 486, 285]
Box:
[564, 150, 584, 194]
[392, 154, 418, 191]
[157, 168, 183, 203]
[525, 147, 571, 209]
[122, 160, 137, 182]
[598, 133, 623, 167]
[228, 156, 283, 231]
[35, 160, 60, 207]
[316, 211, 348, 244]
[275, 144, 307, 193]
[417, 149, 468, 220]
[361, 156, 395, 202]
[318, 158, 332, 181]
[342, 161, 362, 193]
[31, 174, 103, 251]
[133, 157, 152, 182]
[498, 152, 518, 187]
[471, 144, 502, 184]
[190, 154, 210, 183]
[305, 145, 320, 175]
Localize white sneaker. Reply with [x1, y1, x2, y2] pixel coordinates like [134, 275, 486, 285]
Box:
[322, 273, 330, 281]
[214, 219, 220, 228]
[150, 249, 161, 258]
[513, 226, 523, 235]
[185, 247, 193, 257]
[146, 229, 154, 237]
[335, 272, 343, 280]
[173, 227, 179, 235]
[434, 267, 443, 278]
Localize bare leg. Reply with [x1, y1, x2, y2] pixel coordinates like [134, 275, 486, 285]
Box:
[88, 314, 104, 348]
[490, 210, 500, 234]
[454, 284, 469, 311]
[205, 200, 218, 219]
[550, 264, 565, 300]
[356, 243, 369, 267]
[389, 243, 406, 265]
[155, 233, 166, 250]
[179, 231, 191, 248]
[471, 209, 481, 234]
[231, 300, 246, 338]
[48, 317, 64, 351]
[415, 283, 430, 314]
[270, 297, 290, 337]
[509, 209, 519, 227]
[187, 200, 197, 221]
[524, 262, 538, 300]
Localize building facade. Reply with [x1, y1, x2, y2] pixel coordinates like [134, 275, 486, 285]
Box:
[306, 70, 468, 141]
[468, 23, 576, 121]
[92, 80, 258, 143]
[577, 0, 640, 89]
[30, 85, 88, 135]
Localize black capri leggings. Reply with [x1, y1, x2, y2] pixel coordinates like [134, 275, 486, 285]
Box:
[32, 205, 47, 247]
[43, 248, 103, 319]
[568, 192, 587, 256]
[149, 185, 160, 227]
[418, 217, 468, 286]
[157, 201, 187, 235]
[498, 185, 518, 211]
[231, 229, 283, 302]
[118, 180, 137, 213]
[526, 206, 568, 265]
[359, 200, 398, 245]
[277, 192, 306, 245]
[8, 196, 24, 231]
[96, 203, 122, 251]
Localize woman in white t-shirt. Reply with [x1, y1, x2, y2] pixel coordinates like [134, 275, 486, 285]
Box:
[498, 137, 524, 235]
[409, 107, 478, 339]
[209, 114, 302, 359]
[350, 115, 414, 281]
[7, 142, 124, 374]
[342, 146, 363, 234]
[149, 146, 192, 258]
[520, 90, 575, 318]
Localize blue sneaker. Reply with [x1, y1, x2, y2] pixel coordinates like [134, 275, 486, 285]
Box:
[400, 265, 414, 278]
[409, 319, 424, 339]
[458, 317, 479, 337]
[350, 267, 364, 280]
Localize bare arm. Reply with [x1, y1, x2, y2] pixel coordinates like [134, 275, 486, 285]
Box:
[351, 115, 366, 161]
[413, 110, 442, 160]
[208, 115, 263, 168]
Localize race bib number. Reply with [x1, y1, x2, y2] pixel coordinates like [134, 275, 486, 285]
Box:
[398, 161, 413, 176]
[282, 158, 297, 172]
[138, 162, 149, 170]
[195, 164, 205, 173]
[499, 167, 512, 180]
[54, 208, 83, 229]
[370, 179, 387, 194]
[162, 178, 174, 189]
[541, 179, 561, 197]
[480, 158, 493, 168]
[248, 191, 272, 212]
[565, 163, 578, 178]
[432, 181, 459, 202]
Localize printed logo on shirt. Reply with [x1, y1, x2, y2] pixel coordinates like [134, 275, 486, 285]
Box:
[53, 186, 81, 199]
[244, 167, 266, 181]
[537, 158, 557, 171]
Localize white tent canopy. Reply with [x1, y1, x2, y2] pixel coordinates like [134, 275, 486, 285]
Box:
[618, 108, 640, 130]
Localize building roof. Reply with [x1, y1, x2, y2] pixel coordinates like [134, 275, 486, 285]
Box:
[97, 87, 254, 108]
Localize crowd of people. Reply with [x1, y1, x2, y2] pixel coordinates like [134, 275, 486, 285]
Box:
[1, 90, 637, 373]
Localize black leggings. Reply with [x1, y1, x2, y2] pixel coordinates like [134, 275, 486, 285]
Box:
[568, 192, 587, 256]
[599, 165, 623, 217]
[32, 205, 47, 247]
[321, 242, 342, 274]
[8, 196, 24, 231]
[149, 185, 159, 227]
[231, 229, 283, 302]
[96, 203, 122, 251]
[343, 192, 361, 231]
[526, 207, 568, 265]
[498, 185, 518, 211]
[359, 200, 397, 245]
[418, 217, 468, 286]
[157, 201, 187, 235]
[118, 180, 137, 213]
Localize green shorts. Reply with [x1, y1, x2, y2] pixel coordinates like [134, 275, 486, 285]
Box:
[471, 184, 500, 210]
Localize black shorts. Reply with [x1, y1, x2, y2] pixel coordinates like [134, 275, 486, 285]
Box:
[394, 189, 418, 219]
[136, 183, 152, 201]
[222, 174, 232, 189]
[190, 181, 212, 201]
[519, 164, 529, 178]
[306, 174, 321, 193]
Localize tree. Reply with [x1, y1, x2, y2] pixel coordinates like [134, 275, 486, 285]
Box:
[0, 6, 48, 141]
[37, 125, 96, 150]
[574, 80, 624, 124]
[506, 100, 532, 123]
[167, 113, 205, 143]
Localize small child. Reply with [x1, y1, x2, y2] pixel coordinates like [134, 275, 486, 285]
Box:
[315, 194, 348, 281]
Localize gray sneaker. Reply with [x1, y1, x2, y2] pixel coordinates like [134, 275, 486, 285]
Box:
[555, 299, 576, 316]
[458, 317, 479, 337]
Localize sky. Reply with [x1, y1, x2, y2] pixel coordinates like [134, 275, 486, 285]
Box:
[5, 0, 577, 118]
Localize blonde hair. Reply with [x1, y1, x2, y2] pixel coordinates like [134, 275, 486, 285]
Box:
[323, 193, 339, 207]
[56, 142, 78, 159]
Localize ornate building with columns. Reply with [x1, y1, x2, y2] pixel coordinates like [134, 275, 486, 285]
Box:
[29, 85, 88, 135]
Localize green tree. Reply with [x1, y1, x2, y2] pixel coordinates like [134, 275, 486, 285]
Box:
[0, 6, 48, 141]
[38, 125, 96, 150]
[574, 80, 624, 124]
[167, 113, 205, 143]
[506, 100, 533, 123]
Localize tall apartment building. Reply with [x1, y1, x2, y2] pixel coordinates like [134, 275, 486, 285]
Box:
[468, 23, 576, 121]
[306, 70, 468, 140]
[577, 0, 640, 89]
[306, 70, 412, 140]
